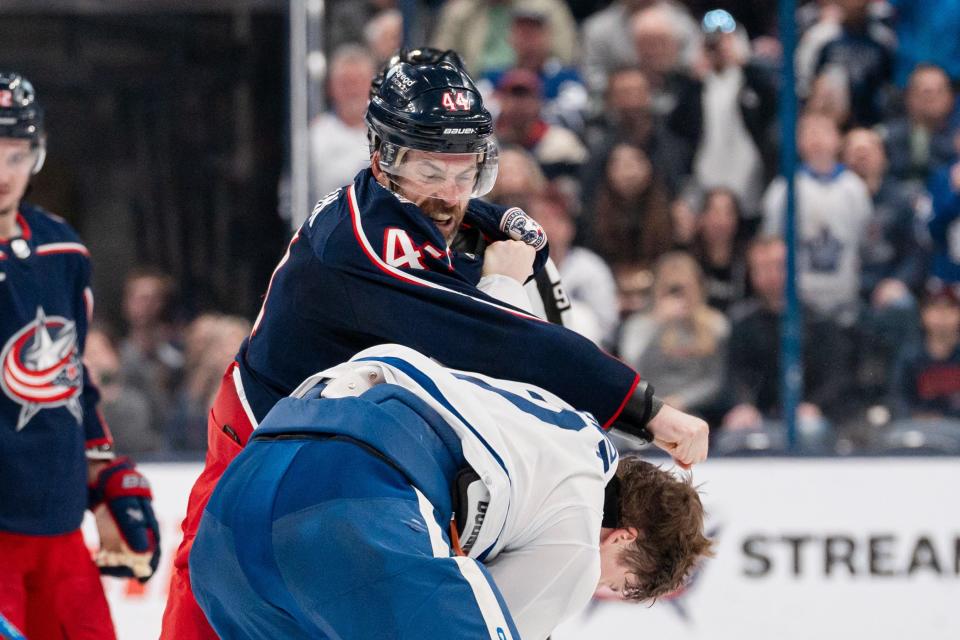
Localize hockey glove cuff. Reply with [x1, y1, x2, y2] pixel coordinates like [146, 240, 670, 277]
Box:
[610, 380, 664, 444]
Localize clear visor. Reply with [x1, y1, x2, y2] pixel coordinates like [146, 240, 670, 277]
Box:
[378, 141, 499, 201]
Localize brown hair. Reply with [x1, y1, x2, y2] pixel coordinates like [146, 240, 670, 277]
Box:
[590, 143, 673, 269]
[616, 457, 714, 602]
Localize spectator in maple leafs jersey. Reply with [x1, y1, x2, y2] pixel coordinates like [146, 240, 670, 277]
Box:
[0, 72, 159, 640]
[762, 111, 872, 327]
[161, 48, 708, 640]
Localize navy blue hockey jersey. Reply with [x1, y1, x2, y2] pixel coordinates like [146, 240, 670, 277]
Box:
[0, 203, 110, 535]
[236, 169, 639, 428]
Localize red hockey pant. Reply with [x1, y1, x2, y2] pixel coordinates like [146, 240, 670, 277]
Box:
[0, 529, 115, 640]
[159, 363, 253, 640]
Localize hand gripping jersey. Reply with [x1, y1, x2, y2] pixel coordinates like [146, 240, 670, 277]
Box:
[237, 168, 640, 429]
[0, 203, 111, 535]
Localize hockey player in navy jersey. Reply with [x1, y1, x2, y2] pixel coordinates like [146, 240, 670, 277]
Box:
[0, 72, 160, 640]
[162, 49, 708, 639]
[189, 344, 713, 640]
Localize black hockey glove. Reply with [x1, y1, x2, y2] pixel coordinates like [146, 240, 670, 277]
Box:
[88, 457, 161, 583]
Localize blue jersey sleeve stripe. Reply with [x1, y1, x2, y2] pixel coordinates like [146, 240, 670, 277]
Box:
[453, 373, 591, 431]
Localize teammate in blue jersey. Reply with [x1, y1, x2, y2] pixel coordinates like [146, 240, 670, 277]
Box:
[189, 344, 713, 640]
[162, 49, 709, 639]
[0, 72, 160, 640]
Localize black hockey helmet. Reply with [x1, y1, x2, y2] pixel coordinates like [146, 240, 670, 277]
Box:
[0, 72, 46, 174]
[369, 48, 468, 98]
[366, 48, 498, 199]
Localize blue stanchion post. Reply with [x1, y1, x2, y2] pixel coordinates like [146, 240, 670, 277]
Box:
[778, 0, 803, 452]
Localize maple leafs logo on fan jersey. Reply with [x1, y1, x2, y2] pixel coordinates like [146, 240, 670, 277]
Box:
[1, 306, 83, 430]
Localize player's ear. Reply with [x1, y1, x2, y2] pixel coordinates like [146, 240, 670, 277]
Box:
[617, 527, 639, 545]
[370, 150, 385, 182]
[600, 527, 639, 546]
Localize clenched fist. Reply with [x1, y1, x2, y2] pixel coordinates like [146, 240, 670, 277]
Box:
[648, 404, 709, 469]
[482, 240, 536, 284]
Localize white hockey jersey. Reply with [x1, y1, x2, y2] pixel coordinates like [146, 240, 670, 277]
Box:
[293, 343, 619, 640]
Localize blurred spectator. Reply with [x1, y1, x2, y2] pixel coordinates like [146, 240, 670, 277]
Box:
[630, 3, 700, 106]
[926, 151, 960, 286]
[327, 0, 404, 55]
[814, 0, 896, 126]
[527, 192, 619, 347]
[582, 0, 649, 93]
[166, 314, 252, 451]
[724, 237, 855, 431]
[119, 267, 184, 438]
[582, 0, 699, 94]
[581, 142, 673, 270]
[431, 0, 578, 76]
[796, 0, 844, 96]
[669, 190, 701, 250]
[880, 64, 956, 185]
[691, 188, 748, 312]
[309, 45, 376, 202]
[692, 9, 778, 217]
[480, 9, 588, 131]
[629, 4, 703, 180]
[84, 325, 156, 455]
[891, 283, 960, 418]
[581, 67, 689, 200]
[762, 112, 872, 326]
[485, 144, 548, 211]
[797, 0, 842, 34]
[843, 127, 925, 300]
[614, 264, 656, 319]
[843, 127, 924, 401]
[619, 251, 729, 416]
[889, 0, 960, 86]
[805, 65, 853, 130]
[364, 9, 404, 65]
[583, 67, 654, 152]
[493, 69, 588, 178]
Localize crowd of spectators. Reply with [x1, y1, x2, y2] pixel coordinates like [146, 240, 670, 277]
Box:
[431, 0, 960, 454]
[84, 270, 251, 457]
[95, 0, 960, 456]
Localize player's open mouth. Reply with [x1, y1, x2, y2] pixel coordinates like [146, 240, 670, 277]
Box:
[430, 214, 455, 233]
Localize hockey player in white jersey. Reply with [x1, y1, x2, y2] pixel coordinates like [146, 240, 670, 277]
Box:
[189, 344, 713, 640]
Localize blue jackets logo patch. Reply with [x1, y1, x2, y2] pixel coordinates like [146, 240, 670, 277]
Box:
[499, 208, 547, 251]
[1, 306, 83, 430]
